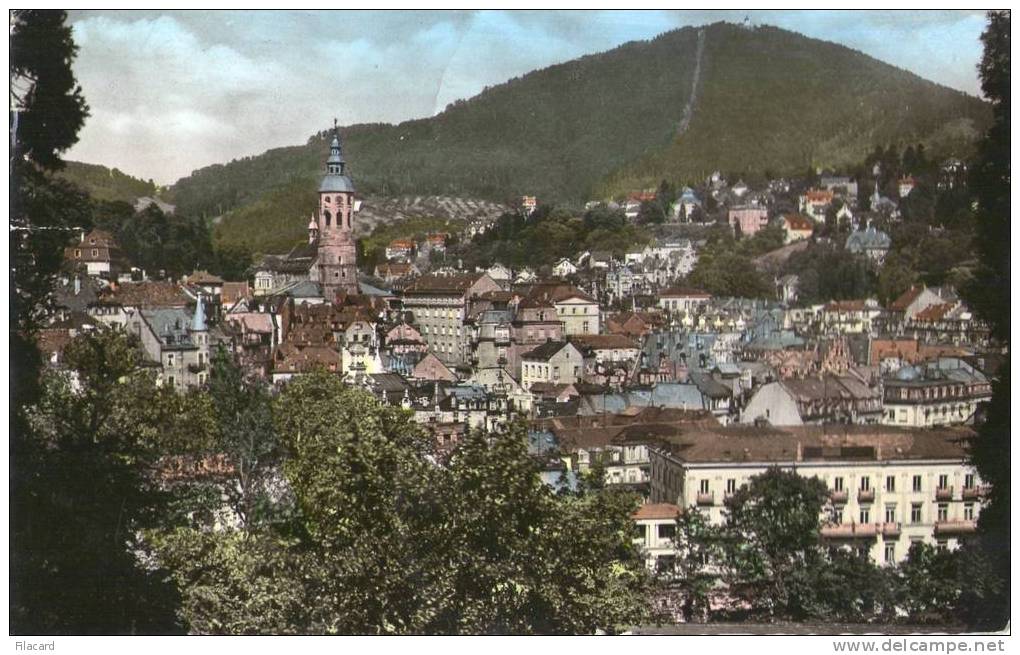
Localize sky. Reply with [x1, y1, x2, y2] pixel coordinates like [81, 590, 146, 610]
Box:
[62, 10, 989, 186]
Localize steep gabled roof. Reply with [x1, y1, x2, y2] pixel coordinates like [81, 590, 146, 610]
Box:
[522, 340, 579, 362]
[98, 281, 191, 309]
[889, 285, 926, 311]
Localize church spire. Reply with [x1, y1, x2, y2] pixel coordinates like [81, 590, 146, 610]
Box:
[190, 294, 207, 332]
[326, 118, 345, 176]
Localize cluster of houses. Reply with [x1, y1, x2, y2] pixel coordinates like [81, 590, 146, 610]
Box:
[43, 133, 996, 577]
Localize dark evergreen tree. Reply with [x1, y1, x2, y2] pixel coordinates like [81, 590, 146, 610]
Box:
[959, 10, 1010, 631]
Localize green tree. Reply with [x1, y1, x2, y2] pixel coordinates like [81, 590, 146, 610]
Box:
[894, 543, 961, 624]
[205, 348, 283, 530]
[13, 328, 183, 633]
[815, 548, 896, 623]
[10, 10, 88, 169]
[156, 372, 649, 634]
[877, 251, 919, 306]
[717, 467, 830, 620]
[670, 507, 724, 622]
[10, 9, 92, 417]
[688, 250, 771, 299]
[959, 11, 1010, 630]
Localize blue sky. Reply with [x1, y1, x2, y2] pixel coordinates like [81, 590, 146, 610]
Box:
[63, 10, 989, 186]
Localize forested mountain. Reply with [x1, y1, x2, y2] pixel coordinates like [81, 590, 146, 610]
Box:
[57, 160, 158, 204]
[161, 22, 988, 252]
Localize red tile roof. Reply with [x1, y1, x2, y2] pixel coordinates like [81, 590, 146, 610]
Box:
[804, 189, 834, 203]
[98, 281, 191, 308]
[524, 282, 596, 305]
[632, 503, 682, 521]
[914, 302, 955, 322]
[783, 213, 815, 231]
[889, 285, 925, 311]
[824, 300, 867, 312]
[221, 281, 251, 305]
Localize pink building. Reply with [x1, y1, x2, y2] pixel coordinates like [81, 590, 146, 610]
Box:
[728, 206, 770, 236]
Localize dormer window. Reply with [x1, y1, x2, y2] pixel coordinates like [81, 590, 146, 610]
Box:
[324, 196, 331, 203]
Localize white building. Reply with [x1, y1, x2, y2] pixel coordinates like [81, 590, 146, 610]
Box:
[632, 503, 682, 571]
[659, 287, 712, 314]
[881, 359, 992, 428]
[520, 340, 585, 390]
[552, 258, 578, 277]
[648, 425, 983, 564]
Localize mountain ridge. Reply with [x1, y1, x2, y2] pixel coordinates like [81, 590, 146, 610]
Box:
[79, 22, 989, 256]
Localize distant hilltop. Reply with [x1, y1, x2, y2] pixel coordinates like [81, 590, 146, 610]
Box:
[73, 21, 988, 255]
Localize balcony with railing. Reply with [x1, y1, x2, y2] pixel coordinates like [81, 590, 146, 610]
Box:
[935, 486, 954, 501]
[858, 488, 875, 503]
[696, 492, 715, 506]
[821, 522, 879, 539]
[962, 486, 980, 500]
[934, 519, 977, 536]
[830, 489, 848, 504]
[881, 522, 902, 537]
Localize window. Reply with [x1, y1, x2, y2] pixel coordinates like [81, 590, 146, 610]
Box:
[699, 479, 709, 494]
[92, 249, 98, 257]
[936, 539, 948, 552]
[937, 503, 948, 522]
[885, 542, 896, 564]
[911, 503, 923, 524]
[655, 555, 676, 574]
[657, 524, 676, 540]
[167, 376, 175, 388]
[167, 353, 175, 367]
[885, 504, 897, 524]
[886, 476, 896, 492]
[964, 503, 974, 521]
[634, 524, 646, 541]
[965, 474, 975, 489]
[913, 475, 923, 492]
[832, 507, 843, 524]
[834, 477, 844, 492]
[726, 479, 737, 494]
[860, 508, 870, 524]
[938, 474, 949, 490]
[860, 476, 871, 492]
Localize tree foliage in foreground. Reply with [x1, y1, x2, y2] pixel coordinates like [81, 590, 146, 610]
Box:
[151, 370, 651, 634]
[958, 10, 1010, 631]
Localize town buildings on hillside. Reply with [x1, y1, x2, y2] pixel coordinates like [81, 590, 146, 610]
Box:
[39, 125, 1002, 606]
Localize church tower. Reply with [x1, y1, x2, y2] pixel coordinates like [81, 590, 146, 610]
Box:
[316, 121, 359, 299]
